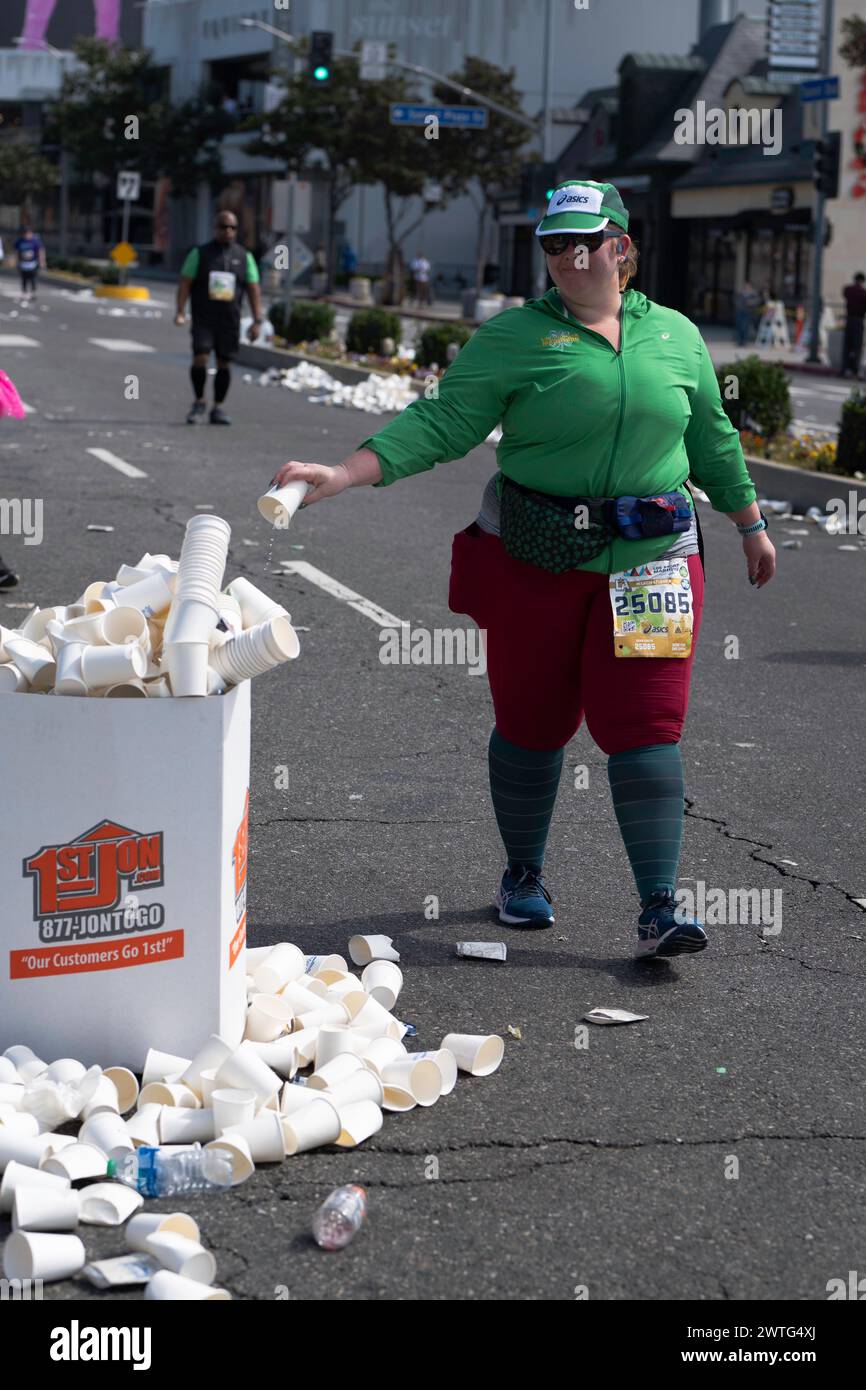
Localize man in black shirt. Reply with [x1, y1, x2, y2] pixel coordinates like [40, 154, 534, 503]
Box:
[175, 212, 263, 424]
[841, 272, 866, 378]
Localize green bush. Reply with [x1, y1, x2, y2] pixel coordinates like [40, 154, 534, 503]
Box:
[268, 299, 335, 344]
[415, 321, 472, 368]
[835, 389, 866, 478]
[345, 307, 401, 355]
[50, 256, 97, 277]
[99, 265, 121, 285]
[716, 355, 792, 439]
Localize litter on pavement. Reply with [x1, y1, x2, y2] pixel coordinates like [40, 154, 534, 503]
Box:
[583, 1008, 649, 1026]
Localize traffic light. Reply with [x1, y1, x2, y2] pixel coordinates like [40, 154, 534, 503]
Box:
[520, 162, 558, 214]
[812, 131, 840, 198]
[309, 31, 333, 85]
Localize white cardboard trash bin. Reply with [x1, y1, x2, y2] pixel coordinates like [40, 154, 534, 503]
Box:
[0, 682, 250, 1070]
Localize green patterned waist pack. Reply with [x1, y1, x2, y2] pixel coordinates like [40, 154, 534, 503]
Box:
[499, 476, 619, 572]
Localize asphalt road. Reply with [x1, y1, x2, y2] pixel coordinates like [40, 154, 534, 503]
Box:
[1, 278, 865, 1303]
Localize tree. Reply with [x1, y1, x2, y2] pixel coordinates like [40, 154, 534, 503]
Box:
[0, 145, 57, 222]
[428, 58, 532, 292]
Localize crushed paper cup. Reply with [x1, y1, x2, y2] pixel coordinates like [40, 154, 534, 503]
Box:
[222, 1109, 284, 1163]
[12, 1187, 80, 1232]
[84, 1253, 161, 1289]
[138, 1082, 200, 1108]
[145, 1231, 216, 1285]
[456, 941, 507, 962]
[211, 1089, 256, 1135]
[180, 1036, 234, 1098]
[441, 1033, 504, 1078]
[215, 1042, 281, 1107]
[78, 1182, 143, 1226]
[126, 1211, 200, 1253]
[583, 1008, 649, 1026]
[159, 1108, 216, 1145]
[361, 960, 404, 1011]
[254, 943, 306, 993]
[411, 1049, 458, 1096]
[4, 1046, 47, 1077]
[142, 1049, 192, 1087]
[348, 934, 400, 966]
[44, 1059, 87, 1087]
[281, 1097, 341, 1156]
[3, 1232, 86, 1283]
[324, 1069, 384, 1110]
[257, 478, 311, 527]
[381, 1057, 442, 1106]
[103, 1067, 139, 1113]
[244, 993, 294, 1043]
[360, 1038, 407, 1076]
[41, 1141, 110, 1182]
[0, 1161, 71, 1213]
[226, 576, 289, 628]
[59, 612, 106, 645]
[146, 1270, 231, 1300]
[334, 1100, 383, 1148]
[307, 1054, 364, 1091]
[204, 1134, 254, 1186]
[4, 636, 55, 691]
[125, 1103, 162, 1148]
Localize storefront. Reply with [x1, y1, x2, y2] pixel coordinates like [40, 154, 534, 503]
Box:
[682, 209, 813, 324]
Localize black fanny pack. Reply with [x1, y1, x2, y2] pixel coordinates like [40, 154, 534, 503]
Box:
[499, 477, 692, 573]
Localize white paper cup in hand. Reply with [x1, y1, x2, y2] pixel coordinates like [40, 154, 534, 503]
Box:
[257, 479, 311, 527]
[3, 1232, 86, 1283]
[348, 934, 400, 966]
[361, 960, 404, 1011]
[146, 1270, 230, 1301]
[441, 1033, 504, 1077]
[12, 1187, 80, 1232]
[145, 1232, 216, 1285]
[281, 1097, 341, 1156]
[211, 1088, 256, 1135]
[126, 1211, 200, 1253]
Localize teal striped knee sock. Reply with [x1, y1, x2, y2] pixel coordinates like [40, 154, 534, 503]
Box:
[488, 729, 564, 872]
[607, 742, 685, 906]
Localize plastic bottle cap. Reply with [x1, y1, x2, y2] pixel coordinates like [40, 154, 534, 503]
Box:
[106, 1158, 117, 1178]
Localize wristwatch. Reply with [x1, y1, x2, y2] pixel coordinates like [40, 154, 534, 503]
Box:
[736, 512, 768, 536]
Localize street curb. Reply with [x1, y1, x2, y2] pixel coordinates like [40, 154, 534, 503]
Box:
[743, 453, 866, 512]
[235, 341, 422, 393]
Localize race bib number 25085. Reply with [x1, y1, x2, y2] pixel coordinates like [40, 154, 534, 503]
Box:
[609, 558, 693, 658]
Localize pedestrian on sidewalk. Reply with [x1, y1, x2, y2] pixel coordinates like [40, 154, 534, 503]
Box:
[175, 211, 263, 426]
[14, 222, 45, 298]
[271, 179, 775, 960]
[410, 251, 432, 306]
[735, 280, 759, 346]
[841, 272, 866, 378]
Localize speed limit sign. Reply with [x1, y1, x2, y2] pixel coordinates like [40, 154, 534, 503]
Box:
[116, 170, 141, 201]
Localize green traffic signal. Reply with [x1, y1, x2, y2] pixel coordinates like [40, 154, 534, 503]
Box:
[314, 65, 330, 81]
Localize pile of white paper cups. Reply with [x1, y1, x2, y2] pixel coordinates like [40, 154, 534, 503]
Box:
[0, 515, 300, 698]
[0, 934, 503, 1299]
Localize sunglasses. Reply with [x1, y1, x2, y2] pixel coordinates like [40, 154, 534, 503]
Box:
[217, 222, 238, 230]
[539, 230, 621, 256]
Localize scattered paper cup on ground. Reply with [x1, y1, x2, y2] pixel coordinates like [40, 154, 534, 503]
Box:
[441, 1033, 504, 1077]
[281, 1097, 341, 1156]
[361, 960, 404, 1010]
[146, 1270, 230, 1300]
[3, 1232, 86, 1283]
[159, 1108, 216, 1145]
[361, 1037, 407, 1076]
[308, 1054, 364, 1091]
[348, 934, 400, 965]
[244, 993, 294, 1042]
[102, 1067, 139, 1113]
[125, 1104, 163, 1148]
[142, 1049, 192, 1086]
[411, 1049, 458, 1096]
[253, 942, 305, 993]
[215, 1043, 281, 1107]
[381, 1057, 442, 1106]
[78, 1182, 143, 1226]
[12, 1188, 80, 1232]
[0, 1161, 71, 1212]
[334, 1101, 383, 1148]
[145, 1232, 216, 1285]
[41, 1142, 110, 1182]
[180, 1036, 234, 1098]
[204, 1134, 254, 1186]
[211, 1089, 256, 1135]
[126, 1211, 200, 1252]
[222, 1109, 284, 1163]
[324, 1069, 384, 1109]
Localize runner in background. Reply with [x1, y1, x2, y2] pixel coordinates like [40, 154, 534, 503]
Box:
[841, 272, 866, 378]
[410, 251, 432, 306]
[14, 224, 45, 298]
[174, 212, 263, 426]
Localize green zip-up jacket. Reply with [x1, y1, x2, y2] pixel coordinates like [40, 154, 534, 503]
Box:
[358, 286, 756, 574]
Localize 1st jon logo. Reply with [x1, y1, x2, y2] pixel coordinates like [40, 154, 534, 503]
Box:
[23, 819, 166, 944]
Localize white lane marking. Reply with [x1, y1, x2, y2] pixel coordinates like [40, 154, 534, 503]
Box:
[87, 338, 155, 353]
[279, 560, 403, 627]
[86, 446, 147, 479]
[21, 402, 36, 414]
[0, 334, 39, 347]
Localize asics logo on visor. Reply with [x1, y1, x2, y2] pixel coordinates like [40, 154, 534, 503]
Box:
[555, 192, 590, 205]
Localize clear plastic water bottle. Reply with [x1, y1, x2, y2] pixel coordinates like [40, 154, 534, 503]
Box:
[109, 1144, 233, 1198]
[312, 1185, 367, 1250]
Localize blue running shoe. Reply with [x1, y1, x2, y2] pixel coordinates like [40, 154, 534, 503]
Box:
[494, 865, 555, 928]
[636, 888, 708, 959]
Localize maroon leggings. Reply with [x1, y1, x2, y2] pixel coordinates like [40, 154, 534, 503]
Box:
[448, 523, 705, 754]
